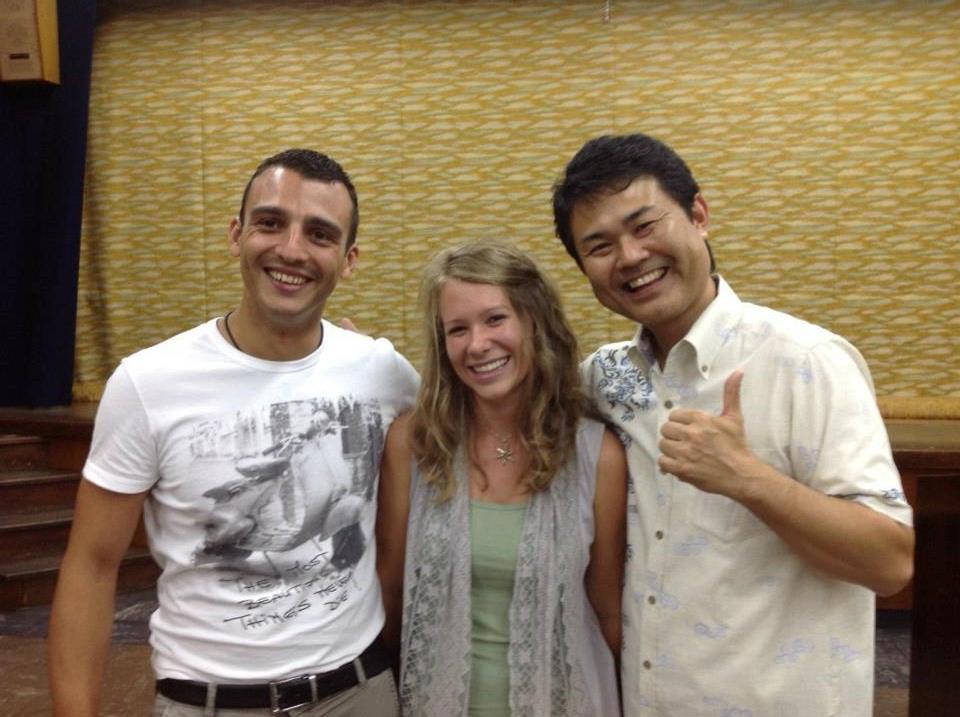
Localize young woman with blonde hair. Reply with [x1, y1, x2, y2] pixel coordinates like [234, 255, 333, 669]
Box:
[377, 240, 626, 716]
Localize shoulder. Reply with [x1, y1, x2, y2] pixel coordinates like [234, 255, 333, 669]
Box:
[323, 321, 415, 366]
[741, 301, 839, 349]
[321, 322, 419, 396]
[121, 320, 216, 370]
[741, 302, 865, 361]
[596, 427, 626, 475]
[583, 340, 634, 366]
[386, 412, 414, 450]
[592, 427, 627, 510]
[381, 412, 414, 484]
[574, 418, 625, 481]
[580, 340, 637, 382]
[734, 302, 873, 391]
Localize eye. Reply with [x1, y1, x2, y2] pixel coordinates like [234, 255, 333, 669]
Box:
[445, 325, 466, 338]
[586, 241, 613, 258]
[486, 313, 507, 326]
[256, 216, 280, 230]
[634, 220, 657, 238]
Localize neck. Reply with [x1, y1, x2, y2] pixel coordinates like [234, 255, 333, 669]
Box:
[223, 303, 324, 360]
[651, 276, 719, 368]
[470, 396, 522, 438]
[650, 331, 679, 369]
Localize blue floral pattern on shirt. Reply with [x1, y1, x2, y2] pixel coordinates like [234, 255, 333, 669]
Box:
[589, 348, 654, 447]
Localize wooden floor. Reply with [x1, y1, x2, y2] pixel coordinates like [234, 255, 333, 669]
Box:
[0, 636, 153, 717]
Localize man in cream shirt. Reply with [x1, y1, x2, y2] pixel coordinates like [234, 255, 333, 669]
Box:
[552, 133, 914, 716]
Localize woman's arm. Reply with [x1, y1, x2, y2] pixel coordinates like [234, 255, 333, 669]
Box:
[375, 412, 414, 657]
[585, 428, 628, 660]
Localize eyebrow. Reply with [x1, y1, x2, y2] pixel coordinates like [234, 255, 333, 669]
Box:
[249, 204, 286, 218]
[441, 305, 512, 329]
[578, 204, 657, 245]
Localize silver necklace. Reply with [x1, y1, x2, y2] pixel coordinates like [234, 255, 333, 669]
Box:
[494, 433, 515, 464]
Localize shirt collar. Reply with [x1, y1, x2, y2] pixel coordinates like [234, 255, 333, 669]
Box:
[629, 275, 743, 378]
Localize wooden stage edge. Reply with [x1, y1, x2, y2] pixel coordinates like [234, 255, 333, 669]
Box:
[0, 402, 957, 440]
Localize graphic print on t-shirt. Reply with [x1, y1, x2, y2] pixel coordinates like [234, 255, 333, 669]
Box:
[186, 396, 384, 620]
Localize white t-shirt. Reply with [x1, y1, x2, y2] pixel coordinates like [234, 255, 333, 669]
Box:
[84, 318, 418, 683]
[582, 278, 912, 717]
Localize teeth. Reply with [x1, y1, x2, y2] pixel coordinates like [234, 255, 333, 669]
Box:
[268, 270, 307, 286]
[628, 268, 666, 290]
[473, 357, 508, 373]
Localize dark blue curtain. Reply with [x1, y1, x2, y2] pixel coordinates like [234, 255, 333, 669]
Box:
[0, 1, 96, 407]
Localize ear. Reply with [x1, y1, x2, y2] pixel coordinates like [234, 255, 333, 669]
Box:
[340, 244, 359, 279]
[691, 193, 710, 238]
[228, 216, 242, 257]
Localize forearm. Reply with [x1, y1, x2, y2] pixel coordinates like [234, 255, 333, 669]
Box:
[48, 553, 120, 716]
[378, 575, 403, 655]
[596, 606, 622, 660]
[736, 460, 914, 595]
[47, 480, 146, 717]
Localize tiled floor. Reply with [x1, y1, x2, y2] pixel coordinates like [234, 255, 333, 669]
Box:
[0, 591, 910, 716]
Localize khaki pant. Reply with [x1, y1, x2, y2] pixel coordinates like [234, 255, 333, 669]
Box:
[151, 669, 399, 717]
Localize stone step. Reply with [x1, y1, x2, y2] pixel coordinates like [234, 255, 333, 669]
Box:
[0, 435, 47, 471]
[0, 469, 81, 510]
[0, 410, 159, 610]
[0, 547, 159, 610]
[0, 507, 74, 559]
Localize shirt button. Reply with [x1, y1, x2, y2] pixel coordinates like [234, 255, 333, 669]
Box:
[648, 595, 656, 605]
[655, 530, 664, 540]
[664, 400, 674, 409]
[643, 660, 652, 670]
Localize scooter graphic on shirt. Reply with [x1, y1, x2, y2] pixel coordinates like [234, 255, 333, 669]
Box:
[193, 417, 366, 575]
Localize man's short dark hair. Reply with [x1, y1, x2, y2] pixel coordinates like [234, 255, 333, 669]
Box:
[552, 133, 703, 267]
[238, 149, 360, 247]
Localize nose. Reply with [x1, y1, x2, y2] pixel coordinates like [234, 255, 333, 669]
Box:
[616, 233, 651, 269]
[275, 226, 309, 263]
[466, 326, 491, 356]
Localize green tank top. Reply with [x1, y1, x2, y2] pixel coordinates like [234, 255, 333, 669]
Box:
[468, 499, 527, 716]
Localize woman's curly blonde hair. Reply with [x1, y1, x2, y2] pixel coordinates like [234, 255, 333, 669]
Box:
[412, 240, 592, 500]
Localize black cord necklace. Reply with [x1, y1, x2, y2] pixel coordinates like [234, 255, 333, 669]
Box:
[221, 311, 324, 355]
[222, 310, 242, 351]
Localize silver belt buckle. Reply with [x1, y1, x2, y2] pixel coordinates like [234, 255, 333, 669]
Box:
[269, 673, 318, 715]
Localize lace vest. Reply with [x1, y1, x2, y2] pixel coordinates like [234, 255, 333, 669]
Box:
[399, 418, 620, 716]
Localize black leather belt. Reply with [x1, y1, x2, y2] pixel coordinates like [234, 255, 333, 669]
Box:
[156, 637, 391, 714]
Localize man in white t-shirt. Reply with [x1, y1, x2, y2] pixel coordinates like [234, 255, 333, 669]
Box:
[551, 133, 915, 716]
[48, 149, 418, 716]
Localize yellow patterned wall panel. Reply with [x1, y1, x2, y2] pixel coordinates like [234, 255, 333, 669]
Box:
[75, 0, 960, 406]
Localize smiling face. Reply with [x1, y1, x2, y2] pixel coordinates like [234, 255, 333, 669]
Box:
[439, 279, 531, 411]
[228, 166, 357, 335]
[570, 176, 716, 359]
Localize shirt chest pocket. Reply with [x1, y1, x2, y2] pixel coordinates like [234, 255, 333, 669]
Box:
[688, 448, 784, 542]
[690, 491, 763, 541]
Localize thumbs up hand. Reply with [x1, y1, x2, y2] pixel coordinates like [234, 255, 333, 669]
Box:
[658, 371, 757, 499]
